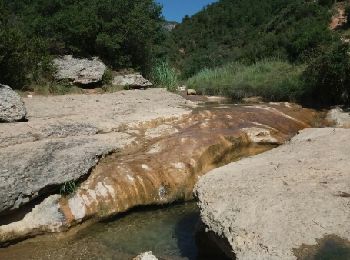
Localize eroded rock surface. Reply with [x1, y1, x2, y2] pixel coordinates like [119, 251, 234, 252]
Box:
[53, 55, 106, 85]
[0, 84, 27, 123]
[133, 251, 158, 260]
[112, 73, 152, 88]
[195, 128, 350, 260]
[0, 89, 193, 215]
[327, 107, 350, 128]
[0, 101, 319, 245]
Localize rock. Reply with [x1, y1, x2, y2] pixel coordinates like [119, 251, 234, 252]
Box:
[242, 96, 263, 104]
[0, 84, 27, 123]
[195, 128, 350, 260]
[327, 107, 350, 128]
[112, 73, 152, 88]
[187, 89, 197, 95]
[133, 251, 158, 260]
[206, 96, 231, 103]
[0, 89, 192, 215]
[53, 55, 106, 85]
[0, 101, 319, 245]
[177, 85, 187, 92]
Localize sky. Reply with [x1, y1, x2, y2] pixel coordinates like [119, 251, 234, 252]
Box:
[156, 0, 217, 22]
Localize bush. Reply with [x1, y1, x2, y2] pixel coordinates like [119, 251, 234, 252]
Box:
[187, 59, 305, 101]
[151, 61, 178, 91]
[0, 1, 53, 89]
[102, 68, 113, 85]
[302, 43, 350, 105]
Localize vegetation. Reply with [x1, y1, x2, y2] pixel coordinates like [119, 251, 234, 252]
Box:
[166, 0, 335, 78]
[302, 43, 350, 105]
[0, 0, 164, 89]
[1, 0, 350, 106]
[60, 180, 77, 195]
[187, 60, 304, 101]
[150, 61, 178, 91]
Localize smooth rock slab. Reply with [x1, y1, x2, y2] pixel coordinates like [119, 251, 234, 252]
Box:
[0, 89, 193, 215]
[0, 84, 27, 123]
[195, 128, 350, 260]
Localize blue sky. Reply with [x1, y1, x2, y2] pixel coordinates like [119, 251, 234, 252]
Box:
[156, 0, 217, 22]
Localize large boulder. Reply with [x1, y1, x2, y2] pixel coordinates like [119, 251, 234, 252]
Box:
[0, 84, 27, 123]
[53, 55, 106, 85]
[195, 128, 350, 259]
[112, 73, 152, 88]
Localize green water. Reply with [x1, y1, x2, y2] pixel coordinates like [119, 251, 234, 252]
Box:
[83, 202, 200, 259]
[0, 202, 210, 260]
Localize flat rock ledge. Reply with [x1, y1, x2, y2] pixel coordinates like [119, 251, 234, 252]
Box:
[0, 88, 193, 215]
[195, 128, 350, 260]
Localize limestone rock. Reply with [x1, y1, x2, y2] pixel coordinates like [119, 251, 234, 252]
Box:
[327, 107, 350, 128]
[0, 84, 27, 123]
[133, 251, 158, 260]
[0, 89, 191, 215]
[112, 73, 152, 88]
[195, 128, 350, 260]
[53, 55, 106, 85]
[187, 89, 197, 95]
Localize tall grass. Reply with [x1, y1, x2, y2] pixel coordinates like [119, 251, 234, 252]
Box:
[187, 59, 306, 102]
[151, 61, 178, 91]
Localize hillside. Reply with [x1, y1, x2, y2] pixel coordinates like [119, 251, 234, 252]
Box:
[166, 0, 335, 78]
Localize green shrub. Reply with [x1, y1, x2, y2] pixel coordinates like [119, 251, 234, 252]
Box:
[151, 61, 178, 91]
[60, 180, 77, 195]
[302, 43, 350, 105]
[187, 59, 305, 102]
[102, 68, 113, 85]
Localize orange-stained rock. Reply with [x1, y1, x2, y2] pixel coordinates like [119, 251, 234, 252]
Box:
[0, 102, 321, 245]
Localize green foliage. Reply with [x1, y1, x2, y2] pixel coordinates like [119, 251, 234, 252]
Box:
[302, 43, 350, 105]
[102, 69, 113, 86]
[5, 0, 164, 71]
[187, 59, 305, 102]
[60, 180, 77, 196]
[166, 0, 334, 78]
[151, 61, 178, 91]
[0, 1, 53, 88]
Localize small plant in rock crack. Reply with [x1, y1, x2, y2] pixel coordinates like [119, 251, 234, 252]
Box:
[60, 180, 77, 195]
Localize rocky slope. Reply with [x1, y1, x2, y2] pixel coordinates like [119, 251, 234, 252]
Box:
[195, 127, 350, 260]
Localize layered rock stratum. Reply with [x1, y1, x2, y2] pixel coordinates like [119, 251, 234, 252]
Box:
[195, 128, 350, 260]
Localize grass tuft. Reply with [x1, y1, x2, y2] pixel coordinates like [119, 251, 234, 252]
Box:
[151, 61, 178, 91]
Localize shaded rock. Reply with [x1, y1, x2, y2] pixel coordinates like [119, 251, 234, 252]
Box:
[195, 128, 350, 260]
[0, 84, 27, 123]
[112, 73, 152, 88]
[53, 55, 106, 85]
[133, 251, 158, 260]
